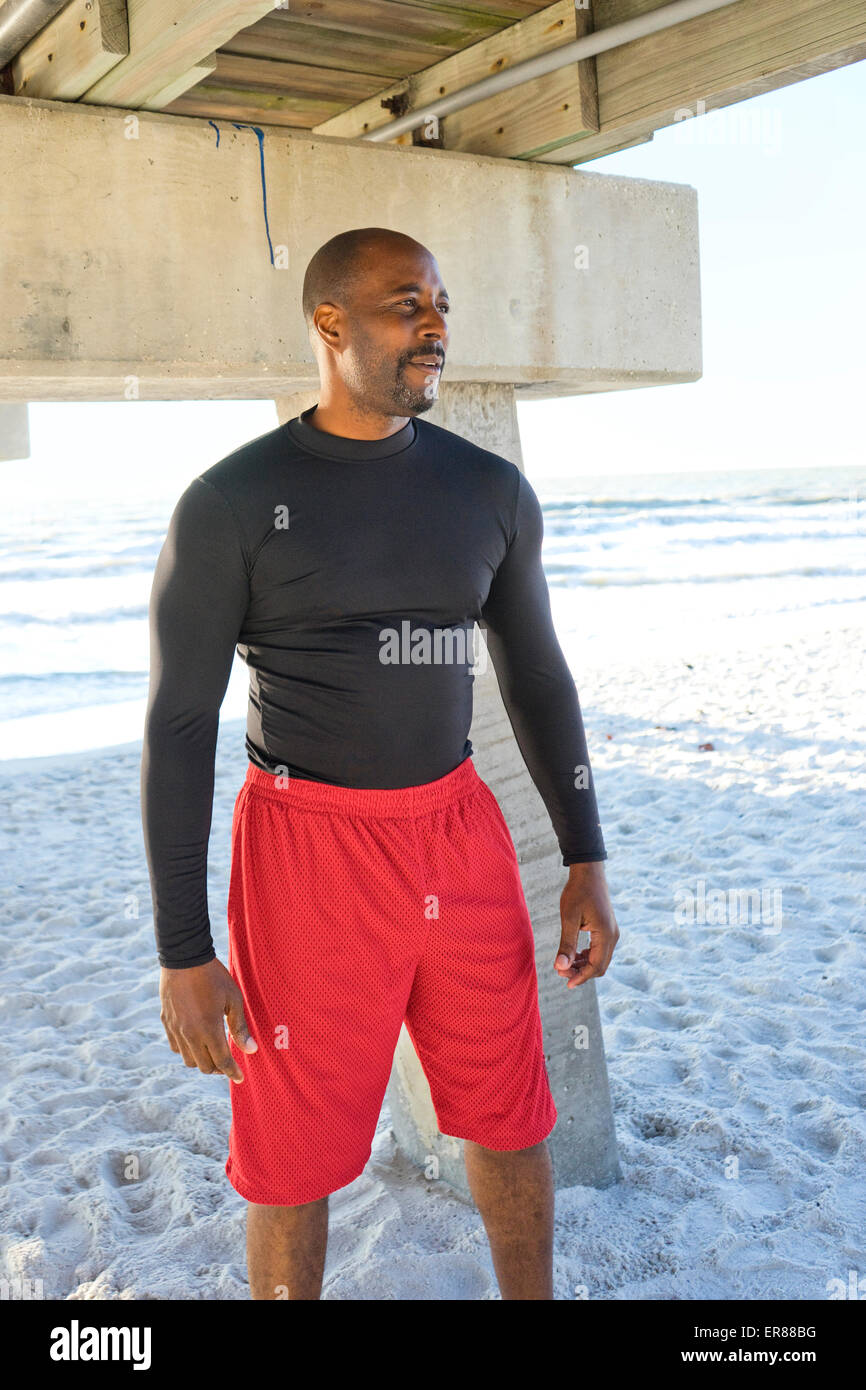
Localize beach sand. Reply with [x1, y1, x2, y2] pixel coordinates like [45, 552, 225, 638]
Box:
[0, 610, 864, 1300]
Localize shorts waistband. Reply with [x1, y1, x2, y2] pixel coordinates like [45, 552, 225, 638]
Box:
[243, 753, 482, 818]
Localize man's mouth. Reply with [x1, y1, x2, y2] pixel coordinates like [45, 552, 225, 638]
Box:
[407, 357, 443, 374]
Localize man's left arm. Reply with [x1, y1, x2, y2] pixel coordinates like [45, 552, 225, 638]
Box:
[479, 468, 619, 988]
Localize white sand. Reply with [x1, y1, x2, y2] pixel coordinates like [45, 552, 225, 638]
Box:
[1, 605, 864, 1300]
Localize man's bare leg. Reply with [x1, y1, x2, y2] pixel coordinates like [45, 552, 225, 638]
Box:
[463, 1138, 555, 1300]
[246, 1196, 329, 1300]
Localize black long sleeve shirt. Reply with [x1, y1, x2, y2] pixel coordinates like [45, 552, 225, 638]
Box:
[141, 407, 607, 969]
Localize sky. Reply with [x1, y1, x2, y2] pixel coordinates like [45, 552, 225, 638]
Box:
[3, 59, 864, 499]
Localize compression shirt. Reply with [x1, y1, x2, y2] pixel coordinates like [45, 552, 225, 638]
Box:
[141, 406, 607, 969]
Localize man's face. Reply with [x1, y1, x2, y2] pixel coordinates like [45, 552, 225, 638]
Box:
[329, 243, 450, 416]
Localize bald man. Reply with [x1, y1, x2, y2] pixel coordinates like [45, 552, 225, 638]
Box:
[141, 228, 619, 1301]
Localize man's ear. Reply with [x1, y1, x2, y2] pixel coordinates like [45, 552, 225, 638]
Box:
[312, 302, 342, 353]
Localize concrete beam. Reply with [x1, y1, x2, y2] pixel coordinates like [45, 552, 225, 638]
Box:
[0, 94, 701, 402]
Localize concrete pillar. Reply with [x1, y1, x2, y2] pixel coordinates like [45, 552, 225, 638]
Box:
[407, 382, 621, 1193]
[0, 403, 30, 459]
[276, 382, 620, 1195]
[273, 388, 318, 426]
[424, 381, 524, 466]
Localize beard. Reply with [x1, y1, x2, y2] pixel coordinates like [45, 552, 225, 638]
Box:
[343, 336, 443, 416]
[391, 359, 441, 414]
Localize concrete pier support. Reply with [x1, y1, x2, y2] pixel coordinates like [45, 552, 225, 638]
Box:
[0, 403, 30, 460]
[275, 382, 621, 1196]
[274, 390, 319, 427]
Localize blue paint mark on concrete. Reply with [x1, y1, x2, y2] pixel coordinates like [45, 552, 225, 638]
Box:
[209, 120, 275, 266]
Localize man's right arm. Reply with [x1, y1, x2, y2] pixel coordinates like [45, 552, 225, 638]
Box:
[142, 476, 259, 1083]
[140, 475, 250, 970]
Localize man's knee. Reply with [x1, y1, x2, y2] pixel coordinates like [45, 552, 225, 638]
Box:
[464, 1137, 549, 1158]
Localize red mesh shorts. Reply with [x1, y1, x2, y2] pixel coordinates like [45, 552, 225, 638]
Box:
[225, 753, 557, 1205]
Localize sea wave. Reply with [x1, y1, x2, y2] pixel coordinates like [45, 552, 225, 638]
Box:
[0, 607, 149, 626]
[546, 565, 865, 586]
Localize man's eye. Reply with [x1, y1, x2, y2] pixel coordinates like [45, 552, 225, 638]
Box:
[397, 299, 450, 312]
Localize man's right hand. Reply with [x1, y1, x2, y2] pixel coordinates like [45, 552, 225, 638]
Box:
[159, 957, 257, 1083]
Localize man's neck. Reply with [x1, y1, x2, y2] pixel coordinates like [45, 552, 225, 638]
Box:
[308, 400, 411, 442]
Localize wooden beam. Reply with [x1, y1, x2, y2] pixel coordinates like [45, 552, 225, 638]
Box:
[314, 0, 598, 156]
[11, 0, 128, 101]
[537, 0, 866, 163]
[312, 76, 416, 145]
[575, 130, 655, 157]
[143, 54, 218, 112]
[80, 0, 279, 108]
[441, 5, 599, 158]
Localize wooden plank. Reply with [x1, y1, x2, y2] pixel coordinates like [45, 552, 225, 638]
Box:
[163, 85, 349, 128]
[209, 52, 387, 102]
[315, 0, 596, 147]
[220, 11, 482, 78]
[537, 0, 866, 163]
[571, 129, 655, 158]
[11, 0, 128, 100]
[262, 1, 506, 50]
[81, 0, 279, 107]
[393, 0, 553, 17]
[143, 54, 218, 111]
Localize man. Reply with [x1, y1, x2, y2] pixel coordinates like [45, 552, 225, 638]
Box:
[141, 227, 619, 1301]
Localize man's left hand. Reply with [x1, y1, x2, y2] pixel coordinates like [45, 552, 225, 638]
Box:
[554, 861, 620, 988]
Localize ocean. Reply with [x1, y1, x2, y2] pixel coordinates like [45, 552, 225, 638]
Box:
[1, 463, 863, 760]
